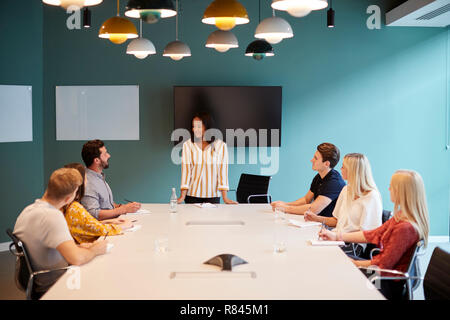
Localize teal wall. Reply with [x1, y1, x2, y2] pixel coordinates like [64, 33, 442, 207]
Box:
[1, 0, 449, 242]
[0, 0, 44, 242]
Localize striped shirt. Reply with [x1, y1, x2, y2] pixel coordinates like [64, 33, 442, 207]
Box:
[181, 139, 229, 198]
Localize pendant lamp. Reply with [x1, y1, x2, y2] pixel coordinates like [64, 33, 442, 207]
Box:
[271, 0, 328, 18]
[125, 0, 177, 24]
[246, 1, 274, 60]
[202, 0, 249, 31]
[83, 7, 91, 28]
[327, 0, 335, 28]
[99, 0, 138, 44]
[245, 40, 274, 60]
[205, 30, 238, 52]
[42, 0, 102, 9]
[127, 19, 156, 59]
[254, 10, 293, 44]
[163, 0, 191, 61]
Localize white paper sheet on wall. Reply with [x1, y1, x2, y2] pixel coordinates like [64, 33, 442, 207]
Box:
[0, 85, 33, 143]
[55, 85, 139, 140]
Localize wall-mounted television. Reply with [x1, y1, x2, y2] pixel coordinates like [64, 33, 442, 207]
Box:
[173, 86, 282, 147]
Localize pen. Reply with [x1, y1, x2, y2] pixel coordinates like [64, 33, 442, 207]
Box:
[104, 231, 110, 240]
[318, 222, 325, 241]
[124, 199, 133, 203]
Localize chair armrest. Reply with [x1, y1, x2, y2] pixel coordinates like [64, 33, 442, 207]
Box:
[358, 266, 408, 277]
[370, 248, 381, 259]
[31, 266, 74, 277]
[247, 194, 272, 204]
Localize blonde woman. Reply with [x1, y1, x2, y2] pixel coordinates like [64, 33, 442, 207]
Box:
[319, 170, 429, 299]
[305, 153, 382, 235]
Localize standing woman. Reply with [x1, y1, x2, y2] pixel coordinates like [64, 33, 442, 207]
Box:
[178, 112, 237, 204]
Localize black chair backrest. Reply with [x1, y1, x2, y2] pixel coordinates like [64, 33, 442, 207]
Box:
[424, 247, 450, 300]
[6, 228, 32, 291]
[236, 174, 271, 204]
[382, 210, 392, 224]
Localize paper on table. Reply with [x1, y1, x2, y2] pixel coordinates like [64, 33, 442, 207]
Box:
[288, 219, 322, 228]
[124, 224, 142, 232]
[106, 243, 114, 253]
[194, 203, 218, 208]
[132, 209, 150, 214]
[309, 240, 345, 246]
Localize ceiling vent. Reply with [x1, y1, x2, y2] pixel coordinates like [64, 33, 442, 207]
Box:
[386, 0, 450, 27]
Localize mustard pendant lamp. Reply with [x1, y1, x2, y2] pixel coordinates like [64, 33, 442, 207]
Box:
[99, 0, 138, 44]
[163, 0, 191, 61]
[43, 0, 103, 9]
[202, 0, 249, 31]
[125, 0, 177, 24]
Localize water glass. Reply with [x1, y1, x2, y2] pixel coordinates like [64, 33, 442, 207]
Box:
[154, 237, 169, 253]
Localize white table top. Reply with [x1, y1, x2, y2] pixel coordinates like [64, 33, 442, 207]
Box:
[42, 204, 384, 300]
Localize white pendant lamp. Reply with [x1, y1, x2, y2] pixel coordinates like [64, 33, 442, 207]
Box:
[205, 30, 238, 52]
[127, 19, 156, 59]
[43, 0, 102, 9]
[254, 11, 293, 44]
[271, 0, 328, 18]
[163, 0, 191, 60]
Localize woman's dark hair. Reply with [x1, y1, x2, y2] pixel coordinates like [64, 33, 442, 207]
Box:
[190, 112, 216, 143]
[317, 142, 340, 168]
[63, 163, 86, 202]
[81, 139, 104, 167]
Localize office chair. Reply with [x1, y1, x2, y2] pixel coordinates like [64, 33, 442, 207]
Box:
[423, 246, 450, 300]
[382, 210, 392, 224]
[229, 173, 272, 203]
[359, 240, 425, 300]
[6, 228, 72, 300]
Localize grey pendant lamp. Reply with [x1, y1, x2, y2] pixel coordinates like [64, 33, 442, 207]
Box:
[163, 0, 191, 60]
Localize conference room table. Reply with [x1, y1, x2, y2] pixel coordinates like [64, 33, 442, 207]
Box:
[42, 204, 384, 300]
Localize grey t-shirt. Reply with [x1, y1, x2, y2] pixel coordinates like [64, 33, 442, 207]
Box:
[81, 168, 114, 219]
[13, 199, 73, 292]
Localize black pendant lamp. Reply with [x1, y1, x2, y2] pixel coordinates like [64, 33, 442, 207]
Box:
[125, 0, 177, 24]
[327, 0, 335, 28]
[245, 0, 274, 60]
[245, 39, 274, 60]
[83, 7, 91, 28]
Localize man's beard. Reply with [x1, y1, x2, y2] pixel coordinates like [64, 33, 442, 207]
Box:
[101, 160, 109, 169]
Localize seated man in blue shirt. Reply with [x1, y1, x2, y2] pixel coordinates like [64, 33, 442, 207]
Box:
[271, 142, 345, 217]
[80, 139, 141, 220]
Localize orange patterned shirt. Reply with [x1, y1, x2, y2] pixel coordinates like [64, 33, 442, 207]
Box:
[65, 201, 122, 243]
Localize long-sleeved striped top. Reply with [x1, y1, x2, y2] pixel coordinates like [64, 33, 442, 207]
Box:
[181, 139, 229, 198]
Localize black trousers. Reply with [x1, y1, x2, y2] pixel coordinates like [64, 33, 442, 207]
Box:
[185, 195, 220, 204]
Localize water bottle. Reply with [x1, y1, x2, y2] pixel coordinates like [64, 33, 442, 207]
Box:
[169, 188, 177, 213]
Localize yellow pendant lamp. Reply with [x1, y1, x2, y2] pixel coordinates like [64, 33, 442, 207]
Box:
[202, 0, 249, 31]
[99, 0, 138, 44]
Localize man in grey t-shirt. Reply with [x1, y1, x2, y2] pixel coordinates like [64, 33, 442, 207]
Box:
[80, 139, 141, 220]
[13, 168, 108, 298]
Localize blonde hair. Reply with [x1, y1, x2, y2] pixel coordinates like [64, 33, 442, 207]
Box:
[390, 170, 429, 247]
[343, 153, 378, 203]
[45, 168, 83, 201]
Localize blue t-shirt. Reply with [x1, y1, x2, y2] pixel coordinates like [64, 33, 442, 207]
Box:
[310, 169, 346, 217]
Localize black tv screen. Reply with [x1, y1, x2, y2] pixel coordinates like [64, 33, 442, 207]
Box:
[173, 86, 282, 147]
